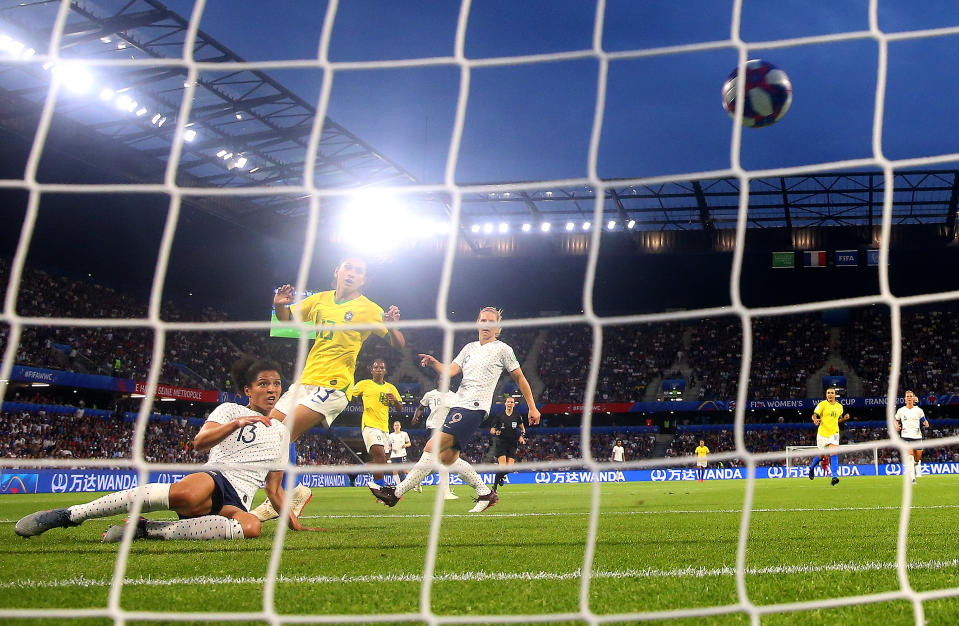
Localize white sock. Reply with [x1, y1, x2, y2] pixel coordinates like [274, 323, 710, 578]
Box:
[450, 458, 491, 496]
[68, 483, 171, 523]
[397, 452, 434, 498]
[906, 455, 915, 479]
[145, 516, 245, 540]
[443, 469, 455, 494]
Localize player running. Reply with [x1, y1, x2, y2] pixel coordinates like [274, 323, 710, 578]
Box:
[269, 257, 405, 502]
[490, 396, 527, 492]
[896, 390, 929, 484]
[16, 358, 321, 542]
[373, 307, 539, 512]
[412, 388, 458, 498]
[808, 387, 851, 486]
[350, 358, 404, 494]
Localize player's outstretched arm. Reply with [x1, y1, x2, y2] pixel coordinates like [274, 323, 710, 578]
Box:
[509, 367, 540, 425]
[419, 354, 462, 378]
[193, 415, 273, 452]
[838, 413, 851, 424]
[412, 406, 423, 424]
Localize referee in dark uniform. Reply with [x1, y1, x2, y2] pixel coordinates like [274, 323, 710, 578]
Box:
[490, 396, 527, 492]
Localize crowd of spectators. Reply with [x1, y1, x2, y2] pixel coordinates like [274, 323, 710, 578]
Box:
[4, 259, 959, 408]
[537, 323, 680, 403]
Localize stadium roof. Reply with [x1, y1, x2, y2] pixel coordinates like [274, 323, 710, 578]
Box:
[0, 2, 956, 248]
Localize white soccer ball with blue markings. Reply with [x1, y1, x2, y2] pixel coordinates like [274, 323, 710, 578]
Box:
[722, 59, 792, 128]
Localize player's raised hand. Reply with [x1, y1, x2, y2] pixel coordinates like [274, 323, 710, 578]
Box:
[419, 353, 438, 368]
[383, 305, 401, 322]
[274, 284, 295, 307]
[528, 406, 541, 425]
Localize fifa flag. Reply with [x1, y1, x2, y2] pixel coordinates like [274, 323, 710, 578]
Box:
[803, 251, 827, 267]
[835, 250, 858, 267]
[771, 251, 794, 268]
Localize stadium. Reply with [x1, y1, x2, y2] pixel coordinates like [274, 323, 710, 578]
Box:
[3, 1, 959, 624]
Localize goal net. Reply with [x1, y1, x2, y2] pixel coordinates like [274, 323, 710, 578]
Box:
[785, 445, 879, 476]
[3, 0, 959, 624]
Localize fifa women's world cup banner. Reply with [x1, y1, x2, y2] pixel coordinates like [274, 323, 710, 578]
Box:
[9, 463, 959, 494]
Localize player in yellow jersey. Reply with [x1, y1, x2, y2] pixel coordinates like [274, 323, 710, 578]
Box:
[694, 439, 709, 482]
[809, 387, 851, 486]
[270, 258, 405, 445]
[350, 358, 404, 494]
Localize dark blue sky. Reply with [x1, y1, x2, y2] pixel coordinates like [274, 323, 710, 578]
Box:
[166, 0, 959, 184]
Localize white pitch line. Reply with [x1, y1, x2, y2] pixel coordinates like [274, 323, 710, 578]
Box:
[3, 557, 959, 590]
[2, 503, 959, 524]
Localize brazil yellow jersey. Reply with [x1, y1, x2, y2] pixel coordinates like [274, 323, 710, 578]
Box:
[695, 445, 709, 459]
[290, 291, 388, 390]
[351, 379, 400, 432]
[814, 400, 844, 437]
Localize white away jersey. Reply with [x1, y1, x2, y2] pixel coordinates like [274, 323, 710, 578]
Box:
[420, 389, 457, 429]
[452, 340, 521, 414]
[896, 405, 926, 439]
[387, 431, 411, 457]
[205, 403, 290, 510]
[611, 445, 625, 462]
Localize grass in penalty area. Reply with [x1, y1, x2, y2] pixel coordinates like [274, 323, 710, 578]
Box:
[3, 477, 959, 623]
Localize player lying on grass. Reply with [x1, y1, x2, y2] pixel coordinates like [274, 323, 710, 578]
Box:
[371, 307, 539, 513]
[15, 357, 322, 542]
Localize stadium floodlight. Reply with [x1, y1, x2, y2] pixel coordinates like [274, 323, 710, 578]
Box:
[607, 220, 616, 230]
[521, 223, 531, 232]
[99, 36, 111, 43]
[30, 382, 50, 387]
[182, 129, 197, 142]
[151, 113, 161, 125]
[115, 94, 136, 112]
[338, 190, 413, 253]
[55, 64, 93, 94]
[21, 47, 35, 59]
[135, 106, 148, 116]
[157, 116, 167, 127]
[541, 222, 551, 232]
[482, 223, 493, 234]
[99, 88, 114, 101]
[470, 224, 480, 233]
[565, 222, 574, 231]
[223, 152, 233, 160]
[235, 112, 243, 120]
[248, 167, 259, 173]
[582, 221, 590, 230]
[42, 61, 53, 70]
[498, 222, 508, 233]
[235, 156, 248, 168]
[117, 41, 127, 50]
[627, 219, 636, 229]
[216, 149, 227, 158]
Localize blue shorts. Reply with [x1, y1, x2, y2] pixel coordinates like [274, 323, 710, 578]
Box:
[178, 470, 245, 518]
[441, 407, 487, 450]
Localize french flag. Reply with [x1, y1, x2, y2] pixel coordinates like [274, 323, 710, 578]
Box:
[804, 251, 826, 267]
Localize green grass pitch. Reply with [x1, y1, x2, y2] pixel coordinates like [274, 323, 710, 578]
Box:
[2, 476, 959, 624]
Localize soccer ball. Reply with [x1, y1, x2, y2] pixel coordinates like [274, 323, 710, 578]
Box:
[721, 59, 792, 128]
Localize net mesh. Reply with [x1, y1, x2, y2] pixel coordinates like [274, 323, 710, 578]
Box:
[3, 0, 959, 623]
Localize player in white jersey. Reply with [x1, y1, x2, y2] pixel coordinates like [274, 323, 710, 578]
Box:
[16, 358, 321, 542]
[412, 389, 458, 499]
[387, 420, 412, 486]
[895, 390, 930, 484]
[373, 307, 540, 512]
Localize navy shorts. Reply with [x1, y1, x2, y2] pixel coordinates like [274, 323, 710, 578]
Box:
[441, 407, 487, 450]
[177, 470, 246, 519]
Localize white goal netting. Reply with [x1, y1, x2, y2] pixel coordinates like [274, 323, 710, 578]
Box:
[3, 0, 959, 624]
